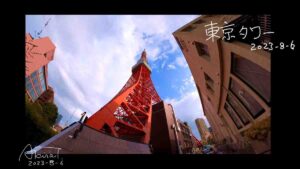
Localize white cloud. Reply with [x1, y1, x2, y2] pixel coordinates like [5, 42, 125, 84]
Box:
[170, 75, 196, 97]
[175, 56, 188, 68]
[167, 64, 176, 70]
[53, 92, 85, 128]
[162, 55, 188, 71]
[147, 47, 161, 61]
[43, 16, 140, 122]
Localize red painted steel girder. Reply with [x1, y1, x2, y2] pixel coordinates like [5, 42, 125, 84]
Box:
[85, 50, 161, 144]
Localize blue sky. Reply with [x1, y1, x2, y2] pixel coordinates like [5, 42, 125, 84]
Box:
[26, 15, 210, 140]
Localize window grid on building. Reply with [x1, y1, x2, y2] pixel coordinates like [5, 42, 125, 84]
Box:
[224, 102, 243, 129]
[229, 78, 265, 119]
[26, 66, 47, 101]
[226, 93, 251, 125]
[231, 53, 271, 104]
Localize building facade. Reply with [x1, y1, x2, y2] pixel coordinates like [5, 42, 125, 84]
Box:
[25, 34, 56, 102]
[195, 118, 212, 144]
[151, 101, 179, 154]
[151, 101, 200, 154]
[173, 15, 271, 153]
[176, 120, 195, 154]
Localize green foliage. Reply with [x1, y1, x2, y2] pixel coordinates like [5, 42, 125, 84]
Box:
[40, 103, 58, 126]
[243, 117, 270, 141]
[25, 95, 58, 146]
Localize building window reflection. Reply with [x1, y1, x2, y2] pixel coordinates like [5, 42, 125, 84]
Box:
[231, 53, 270, 104]
[224, 103, 243, 129]
[25, 66, 47, 102]
[229, 79, 265, 118]
[226, 94, 250, 125]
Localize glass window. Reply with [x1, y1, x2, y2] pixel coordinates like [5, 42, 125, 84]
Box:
[231, 53, 270, 103]
[29, 88, 37, 101]
[230, 79, 264, 118]
[26, 76, 30, 84]
[31, 70, 38, 79]
[39, 74, 45, 88]
[39, 73, 44, 81]
[41, 83, 46, 92]
[32, 77, 38, 86]
[38, 66, 44, 74]
[224, 103, 243, 129]
[36, 86, 41, 96]
[195, 42, 210, 61]
[26, 77, 32, 90]
[41, 79, 46, 92]
[39, 71, 45, 80]
[26, 84, 33, 92]
[39, 67, 44, 79]
[226, 94, 250, 125]
[40, 76, 45, 83]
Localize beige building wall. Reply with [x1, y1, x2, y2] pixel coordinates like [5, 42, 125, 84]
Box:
[195, 118, 212, 142]
[173, 15, 271, 152]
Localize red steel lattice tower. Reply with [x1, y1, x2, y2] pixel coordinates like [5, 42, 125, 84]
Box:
[85, 50, 161, 144]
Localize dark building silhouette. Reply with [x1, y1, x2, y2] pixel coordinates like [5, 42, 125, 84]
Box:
[151, 101, 179, 154]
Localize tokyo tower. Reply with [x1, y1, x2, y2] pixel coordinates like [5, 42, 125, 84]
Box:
[85, 50, 161, 144]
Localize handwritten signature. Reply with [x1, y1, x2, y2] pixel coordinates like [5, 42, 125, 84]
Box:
[19, 144, 62, 162]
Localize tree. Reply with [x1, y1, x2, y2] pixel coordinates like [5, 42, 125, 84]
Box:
[40, 102, 58, 126]
[25, 95, 58, 146]
[243, 117, 270, 141]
